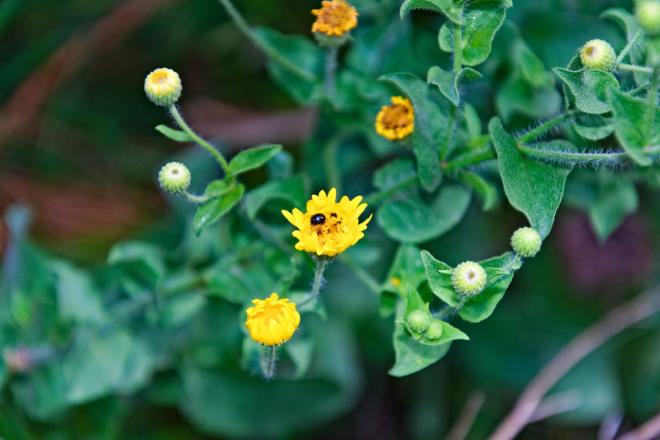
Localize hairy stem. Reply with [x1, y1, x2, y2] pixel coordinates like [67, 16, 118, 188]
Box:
[299, 257, 330, 306]
[260, 345, 278, 380]
[168, 105, 230, 174]
[442, 147, 496, 171]
[616, 31, 642, 65]
[517, 111, 576, 143]
[217, 0, 317, 82]
[618, 63, 654, 74]
[324, 46, 338, 100]
[517, 143, 660, 166]
[184, 191, 209, 204]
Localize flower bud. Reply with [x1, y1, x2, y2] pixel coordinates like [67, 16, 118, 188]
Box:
[144, 68, 182, 107]
[158, 162, 191, 193]
[406, 308, 432, 334]
[511, 226, 542, 258]
[452, 261, 487, 296]
[579, 39, 616, 71]
[637, 1, 660, 35]
[424, 320, 444, 341]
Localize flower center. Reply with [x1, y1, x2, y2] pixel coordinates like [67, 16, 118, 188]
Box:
[382, 104, 413, 129]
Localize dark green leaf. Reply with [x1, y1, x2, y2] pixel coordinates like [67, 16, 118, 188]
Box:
[589, 179, 638, 242]
[460, 171, 497, 211]
[489, 118, 571, 237]
[427, 65, 481, 106]
[380, 73, 448, 192]
[608, 88, 658, 166]
[400, 0, 461, 23]
[573, 115, 614, 141]
[228, 144, 282, 175]
[155, 125, 193, 143]
[378, 184, 471, 243]
[244, 175, 306, 219]
[554, 68, 619, 115]
[193, 184, 245, 235]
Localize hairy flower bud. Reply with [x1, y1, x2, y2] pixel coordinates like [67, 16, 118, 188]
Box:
[452, 261, 487, 296]
[406, 308, 432, 334]
[158, 162, 191, 193]
[144, 68, 182, 107]
[579, 39, 616, 71]
[637, 1, 660, 35]
[511, 227, 542, 258]
[424, 320, 444, 341]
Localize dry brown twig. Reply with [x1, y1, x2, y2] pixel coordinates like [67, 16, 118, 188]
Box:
[489, 286, 660, 440]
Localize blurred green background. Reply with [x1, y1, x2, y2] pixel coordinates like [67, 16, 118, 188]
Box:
[2, 0, 660, 439]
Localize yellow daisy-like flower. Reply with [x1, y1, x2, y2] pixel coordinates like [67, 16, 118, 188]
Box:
[281, 188, 372, 257]
[375, 96, 415, 141]
[312, 0, 358, 37]
[144, 67, 182, 107]
[245, 293, 301, 346]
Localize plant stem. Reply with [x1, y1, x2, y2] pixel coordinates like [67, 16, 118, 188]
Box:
[618, 63, 654, 74]
[184, 191, 209, 204]
[517, 143, 660, 165]
[168, 105, 231, 174]
[217, 0, 317, 82]
[517, 111, 576, 143]
[324, 46, 338, 100]
[299, 257, 330, 306]
[442, 146, 496, 171]
[260, 345, 278, 380]
[616, 30, 643, 65]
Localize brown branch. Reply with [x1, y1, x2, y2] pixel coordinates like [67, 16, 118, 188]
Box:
[445, 390, 486, 440]
[617, 413, 660, 440]
[489, 287, 660, 440]
[0, 0, 176, 146]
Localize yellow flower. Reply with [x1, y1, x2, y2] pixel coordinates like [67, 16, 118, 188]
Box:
[375, 96, 415, 141]
[281, 188, 372, 257]
[312, 0, 358, 37]
[144, 67, 182, 107]
[245, 293, 300, 346]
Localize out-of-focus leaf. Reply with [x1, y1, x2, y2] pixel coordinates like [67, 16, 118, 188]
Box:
[378, 185, 471, 243]
[460, 171, 497, 211]
[489, 118, 571, 237]
[52, 262, 106, 325]
[608, 88, 658, 166]
[573, 115, 614, 141]
[427, 65, 481, 106]
[400, 0, 461, 23]
[245, 175, 306, 220]
[193, 184, 245, 235]
[228, 144, 282, 175]
[380, 73, 448, 192]
[108, 242, 165, 286]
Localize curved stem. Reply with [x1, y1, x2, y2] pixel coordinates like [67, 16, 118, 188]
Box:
[442, 146, 496, 171]
[168, 105, 231, 174]
[217, 0, 317, 82]
[616, 31, 643, 65]
[517, 144, 660, 165]
[298, 257, 330, 306]
[489, 287, 660, 440]
[517, 111, 576, 143]
[184, 191, 210, 204]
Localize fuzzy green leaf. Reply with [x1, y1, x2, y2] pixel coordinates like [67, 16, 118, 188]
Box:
[193, 184, 245, 235]
[608, 89, 658, 166]
[460, 171, 497, 211]
[228, 144, 282, 175]
[427, 66, 482, 106]
[400, 0, 461, 23]
[155, 125, 193, 142]
[438, 5, 508, 66]
[380, 73, 448, 191]
[554, 68, 619, 115]
[573, 115, 614, 141]
[489, 118, 571, 237]
[377, 185, 471, 243]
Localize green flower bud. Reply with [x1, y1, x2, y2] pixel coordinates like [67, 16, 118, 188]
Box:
[511, 227, 542, 258]
[637, 1, 660, 35]
[144, 68, 182, 107]
[406, 308, 432, 334]
[158, 162, 191, 193]
[452, 261, 487, 296]
[424, 320, 444, 341]
[579, 39, 616, 71]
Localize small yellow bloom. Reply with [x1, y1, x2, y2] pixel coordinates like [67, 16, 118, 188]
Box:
[282, 188, 372, 257]
[245, 293, 300, 346]
[375, 96, 415, 141]
[144, 67, 182, 107]
[390, 277, 401, 287]
[312, 0, 358, 37]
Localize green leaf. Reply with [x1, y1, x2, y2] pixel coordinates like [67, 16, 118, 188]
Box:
[402, 286, 469, 345]
[203, 179, 232, 198]
[608, 88, 658, 166]
[155, 125, 193, 142]
[421, 251, 520, 322]
[427, 65, 482, 106]
[573, 115, 614, 141]
[228, 144, 282, 175]
[489, 118, 572, 237]
[386, 244, 427, 291]
[244, 175, 306, 220]
[514, 39, 553, 88]
[400, 0, 461, 23]
[380, 73, 448, 192]
[497, 70, 561, 121]
[438, 5, 508, 66]
[463, 104, 482, 138]
[377, 184, 471, 243]
[460, 171, 497, 211]
[108, 242, 165, 285]
[193, 184, 245, 235]
[252, 27, 323, 104]
[589, 179, 638, 242]
[553, 68, 620, 115]
[390, 300, 468, 377]
[52, 261, 106, 325]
